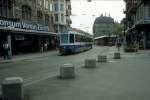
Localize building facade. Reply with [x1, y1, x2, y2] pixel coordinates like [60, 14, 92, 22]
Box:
[93, 14, 114, 37]
[52, 0, 72, 33]
[0, 0, 58, 56]
[124, 0, 150, 49]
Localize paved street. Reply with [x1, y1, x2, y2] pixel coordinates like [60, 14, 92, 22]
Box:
[0, 46, 150, 100]
[24, 47, 150, 100]
[0, 46, 110, 85]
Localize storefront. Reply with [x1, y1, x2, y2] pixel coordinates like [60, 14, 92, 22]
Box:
[0, 19, 57, 56]
[125, 19, 150, 50]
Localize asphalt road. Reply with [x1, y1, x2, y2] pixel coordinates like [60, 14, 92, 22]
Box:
[0, 46, 111, 85]
[24, 47, 150, 100]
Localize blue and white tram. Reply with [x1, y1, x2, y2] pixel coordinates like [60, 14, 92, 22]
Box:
[59, 30, 93, 55]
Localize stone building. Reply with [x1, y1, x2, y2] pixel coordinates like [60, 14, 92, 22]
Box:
[0, 0, 57, 56]
[124, 0, 150, 49]
[52, 0, 72, 33]
[93, 14, 114, 37]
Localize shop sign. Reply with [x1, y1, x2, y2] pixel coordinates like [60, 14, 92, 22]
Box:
[0, 20, 49, 32]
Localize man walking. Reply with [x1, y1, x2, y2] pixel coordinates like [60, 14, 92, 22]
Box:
[3, 41, 10, 60]
[116, 37, 122, 51]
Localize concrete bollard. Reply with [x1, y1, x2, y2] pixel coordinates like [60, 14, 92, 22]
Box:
[2, 77, 23, 100]
[98, 55, 107, 62]
[114, 52, 121, 59]
[60, 64, 75, 79]
[84, 59, 96, 68]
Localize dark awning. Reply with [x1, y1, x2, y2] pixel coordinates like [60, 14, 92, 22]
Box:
[0, 27, 57, 36]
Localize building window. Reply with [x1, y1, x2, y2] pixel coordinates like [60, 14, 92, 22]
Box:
[44, 0, 46, 8]
[45, 14, 49, 25]
[60, 4, 64, 11]
[68, 5, 71, 9]
[50, 3, 52, 12]
[38, 0, 42, 6]
[54, 3, 59, 12]
[37, 11, 43, 24]
[22, 5, 32, 20]
[54, 14, 58, 22]
[0, 0, 13, 18]
[61, 14, 64, 22]
[45, 0, 49, 9]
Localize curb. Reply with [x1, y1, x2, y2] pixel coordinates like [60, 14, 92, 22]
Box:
[0, 60, 13, 64]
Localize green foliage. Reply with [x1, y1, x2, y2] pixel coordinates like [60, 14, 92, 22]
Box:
[112, 22, 123, 35]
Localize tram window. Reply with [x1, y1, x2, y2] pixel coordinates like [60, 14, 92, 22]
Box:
[75, 35, 80, 42]
[60, 34, 68, 43]
[70, 34, 74, 43]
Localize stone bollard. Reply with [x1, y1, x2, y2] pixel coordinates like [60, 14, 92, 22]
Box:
[2, 77, 24, 100]
[98, 55, 107, 63]
[114, 52, 121, 59]
[60, 64, 75, 79]
[84, 59, 96, 68]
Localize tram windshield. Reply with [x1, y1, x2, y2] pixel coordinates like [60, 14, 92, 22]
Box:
[60, 34, 68, 43]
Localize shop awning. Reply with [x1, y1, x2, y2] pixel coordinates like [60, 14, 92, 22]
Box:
[0, 26, 57, 36]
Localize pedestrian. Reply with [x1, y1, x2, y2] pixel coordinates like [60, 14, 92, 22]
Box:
[44, 43, 48, 51]
[40, 44, 44, 53]
[116, 37, 121, 51]
[3, 41, 10, 60]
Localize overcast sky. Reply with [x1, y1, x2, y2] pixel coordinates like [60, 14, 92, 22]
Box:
[70, 0, 125, 34]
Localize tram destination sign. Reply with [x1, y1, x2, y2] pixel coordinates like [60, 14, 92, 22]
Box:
[0, 19, 49, 31]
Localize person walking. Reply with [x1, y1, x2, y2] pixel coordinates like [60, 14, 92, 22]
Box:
[3, 41, 10, 60]
[116, 37, 122, 51]
[44, 43, 48, 52]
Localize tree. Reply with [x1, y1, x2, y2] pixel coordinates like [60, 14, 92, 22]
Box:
[112, 22, 123, 36]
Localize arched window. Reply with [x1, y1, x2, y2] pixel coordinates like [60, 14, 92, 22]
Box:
[0, 0, 13, 18]
[22, 5, 32, 20]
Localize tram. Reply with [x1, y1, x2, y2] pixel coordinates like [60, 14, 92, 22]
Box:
[59, 29, 93, 55]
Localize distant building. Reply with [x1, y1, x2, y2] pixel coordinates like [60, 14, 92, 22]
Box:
[124, 0, 150, 49]
[93, 14, 114, 37]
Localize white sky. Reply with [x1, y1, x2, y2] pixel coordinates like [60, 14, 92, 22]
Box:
[70, 0, 125, 34]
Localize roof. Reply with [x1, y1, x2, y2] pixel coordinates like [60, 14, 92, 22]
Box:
[94, 16, 114, 24]
[94, 35, 117, 40]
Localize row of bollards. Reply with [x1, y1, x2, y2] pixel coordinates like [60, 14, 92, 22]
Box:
[0, 52, 121, 100]
[60, 52, 121, 79]
[60, 64, 75, 79]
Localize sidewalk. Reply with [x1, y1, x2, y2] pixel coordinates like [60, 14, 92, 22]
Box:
[24, 49, 150, 100]
[0, 50, 58, 64]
